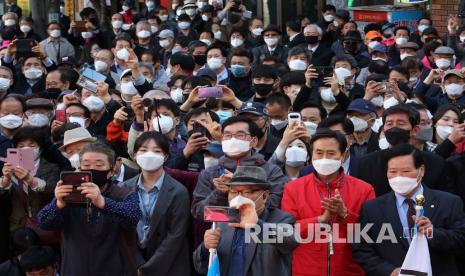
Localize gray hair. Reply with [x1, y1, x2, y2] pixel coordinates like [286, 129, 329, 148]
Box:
[79, 141, 116, 168]
[143, 90, 170, 100]
[304, 24, 323, 36]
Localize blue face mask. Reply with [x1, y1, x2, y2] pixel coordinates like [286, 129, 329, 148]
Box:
[216, 110, 233, 123]
[230, 64, 247, 77]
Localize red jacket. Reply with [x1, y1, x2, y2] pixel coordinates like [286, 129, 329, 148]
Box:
[281, 171, 375, 276]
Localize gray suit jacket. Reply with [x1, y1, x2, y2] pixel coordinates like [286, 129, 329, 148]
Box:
[193, 208, 299, 276]
[120, 173, 191, 276]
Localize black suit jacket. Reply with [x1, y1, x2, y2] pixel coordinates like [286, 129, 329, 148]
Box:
[352, 187, 465, 276]
[354, 149, 447, 196]
[252, 44, 289, 66]
[309, 44, 334, 67]
[287, 33, 305, 48]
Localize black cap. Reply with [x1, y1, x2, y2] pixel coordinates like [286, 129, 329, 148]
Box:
[237, 101, 266, 116]
[335, 9, 350, 22]
[422, 27, 438, 37]
[343, 30, 362, 41]
[227, 166, 270, 189]
[263, 24, 281, 35]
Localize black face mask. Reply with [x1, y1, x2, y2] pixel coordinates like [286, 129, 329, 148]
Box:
[253, 83, 273, 96]
[344, 43, 358, 55]
[87, 169, 111, 187]
[385, 127, 411, 146]
[305, 35, 319, 45]
[40, 88, 62, 100]
[193, 54, 207, 66]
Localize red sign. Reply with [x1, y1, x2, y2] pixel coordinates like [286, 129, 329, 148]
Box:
[353, 10, 388, 22]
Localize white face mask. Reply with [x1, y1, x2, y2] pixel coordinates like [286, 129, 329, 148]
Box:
[334, 67, 352, 85]
[418, 24, 429, 33]
[159, 39, 171, 48]
[214, 31, 222, 40]
[312, 158, 341, 176]
[333, 20, 340, 27]
[24, 68, 43, 80]
[69, 153, 80, 169]
[0, 114, 22, 129]
[350, 116, 369, 132]
[252, 28, 263, 36]
[395, 37, 408, 46]
[178, 21, 191, 30]
[409, 76, 418, 85]
[271, 119, 288, 130]
[435, 58, 451, 70]
[372, 57, 387, 62]
[122, 24, 132, 31]
[185, 8, 196, 16]
[4, 19, 16, 27]
[320, 88, 336, 103]
[28, 113, 50, 127]
[170, 88, 184, 103]
[197, 1, 207, 9]
[112, 20, 123, 29]
[288, 59, 308, 71]
[368, 41, 380, 49]
[122, 5, 130, 12]
[201, 14, 209, 22]
[116, 48, 130, 61]
[304, 121, 318, 136]
[222, 138, 251, 156]
[176, 9, 184, 16]
[50, 29, 61, 38]
[204, 156, 219, 169]
[207, 57, 223, 70]
[0, 77, 11, 90]
[146, 0, 155, 9]
[378, 137, 390, 149]
[229, 194, 256, 208]
[81, 32, 93, 39]
[285, 146, 307, 167]
[230, 38, 244, 48]
[83, 96, 105, 112]
[32, 148, 41, 160]
[370, 95, 384, 107]
[324, 15, 335, 22]
[121, 81, 138, 97]
[152, 114, 174, 134]
[388, 172, 420, 196]
[20, 25, 31, 33]
[436, 125, 453, 140]
[94, 60, 109, 72]
[383, 97, 399, 109]
[68, 116, 86, 128]
[150, 25, 158, 33]
[400, 53, 414, 61]
[444, 83, 464, 96]
[200, 39, 211, 46]
[137, 30, 151, 39]
[136, 151, 165, 171]
[460, 36, 465, 43]
[159, 15, 169, 22]
[264, 37, 279, 47]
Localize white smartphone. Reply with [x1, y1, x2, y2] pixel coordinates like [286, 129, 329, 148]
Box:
[288, 112, 301, 124]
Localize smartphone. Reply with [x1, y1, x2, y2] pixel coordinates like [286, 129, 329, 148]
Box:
[198, 87, 223, 98]
[16, 39, 35, 57]
[3, 148, 35, 172]
[77, 68, 106, 93]
[379, 81, 391, 93]
[204, 206, 241, 223]
[315, 66, 333, 78]
[192, 122, 207, 137]
[288, 112, 301, 124]
[74, 21, 87, 32]
[55, 109, 66, 123]
[61, 171, 92, 204]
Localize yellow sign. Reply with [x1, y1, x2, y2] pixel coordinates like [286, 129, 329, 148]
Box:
[17, 0, 30, 16]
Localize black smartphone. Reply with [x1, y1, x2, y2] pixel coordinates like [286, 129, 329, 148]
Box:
[204, 206, 241, 223]
[61, 171, 92, 204]
[315, 66, 333, 78]
[192, 122, 207, 137]
[16, 39, 35, 57]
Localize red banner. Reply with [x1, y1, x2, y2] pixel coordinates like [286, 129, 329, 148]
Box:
[353, 10, 388, 22]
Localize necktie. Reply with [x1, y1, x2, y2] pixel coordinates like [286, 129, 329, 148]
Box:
[405, 198, 416, 236]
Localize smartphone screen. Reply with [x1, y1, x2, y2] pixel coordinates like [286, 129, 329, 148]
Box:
[204, 206, 241, 222]
[55, 109, 66, 123]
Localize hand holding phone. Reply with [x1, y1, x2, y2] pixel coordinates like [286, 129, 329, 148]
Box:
[60, 171, 92, 204]
[198, 87, 223, 98]
[204, 206, 240, 222]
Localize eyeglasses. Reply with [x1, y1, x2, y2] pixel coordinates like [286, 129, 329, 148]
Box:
[229, 189, 262, 197]
[222, 131, 251, 140]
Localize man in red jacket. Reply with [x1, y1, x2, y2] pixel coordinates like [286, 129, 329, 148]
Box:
[282, 128, 375, 276]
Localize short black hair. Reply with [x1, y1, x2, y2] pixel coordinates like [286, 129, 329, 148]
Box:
[382, 104, 420, 127]
[384, 143, 424, 168]
[10, 227, 39, 255]
[58, 68, 80, 90]
[318, 115, 354, 135]
[417, 17, 432, 25]
[175, 36, 191, 48]
[423, 40, 442, 57]
[221, 115, 261, 139]
[13, 127, 47, 150]
[0, 93, 26, 112]
[287, 47, 311, 63]
[182, 76, 211, 89]
[401, 56, 423, 71]
[265, 93, 292, 109]
[280, 71, 305, 89]
[390, 66, 410, 80]
[169, 53, 195, 73]
[133, 131, 170, 156]
[310, 128, 348, 153]
[321, 4, 336, 12]
[20, 246, 56, 272]
[394, 26, 410, 36]
[432, 104, 463, 125]
[207, 43, 227, 58]
[252, 64, 278, 79]
[66, 102, 91, 118]
[330, 54, 357, 69]
[184, 107, 220, 125]
[368, 60, 390, 75]
[148, 98, 180, 117]
[188, 40, 208, 54]
[299, 101, 327, 119]
[79, 141, 116, 167]
[46, 21, 60, 29]
[113, 32, 133, 48]
[79, 7, 96, 19]
[230, 48, 253, 64]
[285, 20, 301, 32]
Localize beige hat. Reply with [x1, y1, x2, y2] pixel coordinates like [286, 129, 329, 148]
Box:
[59, 127, 97, 151]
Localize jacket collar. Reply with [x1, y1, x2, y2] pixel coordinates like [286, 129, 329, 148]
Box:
[218, 152, 266, 172]
[312, 169, 346, 190]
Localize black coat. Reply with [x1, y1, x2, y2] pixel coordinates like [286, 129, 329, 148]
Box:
[309, 43, 334, 67]
[352, 187, 465, 276]
[252, 44, 289, 66]
[287, 33, 305, 48]
[221, 73, 253, 102]
[354, 149, 447, 196]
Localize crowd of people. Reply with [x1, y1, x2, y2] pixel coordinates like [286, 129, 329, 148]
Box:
[0, 0, 463, 275]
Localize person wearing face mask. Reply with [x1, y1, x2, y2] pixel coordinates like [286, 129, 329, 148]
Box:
[38, 142, 141, 276]
[252, 24, 289, 66]
[177, 14, 199, 42]
[194, 165, 299, 276]
[133, 20, 155, 58]
[191, 116, 288, 220]
[341, 30, 370, 68]
[353, 143, 465, 276]
[282, 129, 375, 276]
[346, 99, 379, 157]
[157, 29, 176, 67]
[92, 49, 119, 88]
[59, 127, 96, 171]
[317, 4, 336, 35]
[25, 98, 54, 128]
[0, 127, 59, 234]
[386, 26, 410, 67]
[265, 93, 292, 139]
[0, 66, 13, 97]
[303, 24, 334, 66]
[409, 17, 433, 47]
[286, 47, 310, 72]
[119, 131, 191, 276]
[415, 69, 465, 114]
[281, 71, 305, 105]
[248, 64, 279, 103]
[431, 104, 465, 156]
[102, 13, 126, 49]
[245, 18, 265, 48]
[229, 29, 246, 50]
[188, 40, 208, 74]
[408, 103, 437, 153]
[0, 95, 25, 138]
[205, 46, 229, 84]
[17, 17, 41, 41]
[354, 104, 447, 196]
[219, 49, 253, 101]
[39, 21, 75, 64]
[182, 2, 202, 32]
[138, 0, 157, 20]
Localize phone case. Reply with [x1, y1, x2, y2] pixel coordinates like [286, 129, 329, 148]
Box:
[198, 87, 223, 98]
[55, 109, 66, 123]
[6, 149, 20, 167]
[61, 171, 92, 204]
[204, 206, 240, 222]
[19, 148, 35, 173]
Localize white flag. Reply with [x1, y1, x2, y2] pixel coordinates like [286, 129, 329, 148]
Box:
[399, 234, 432, 276]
